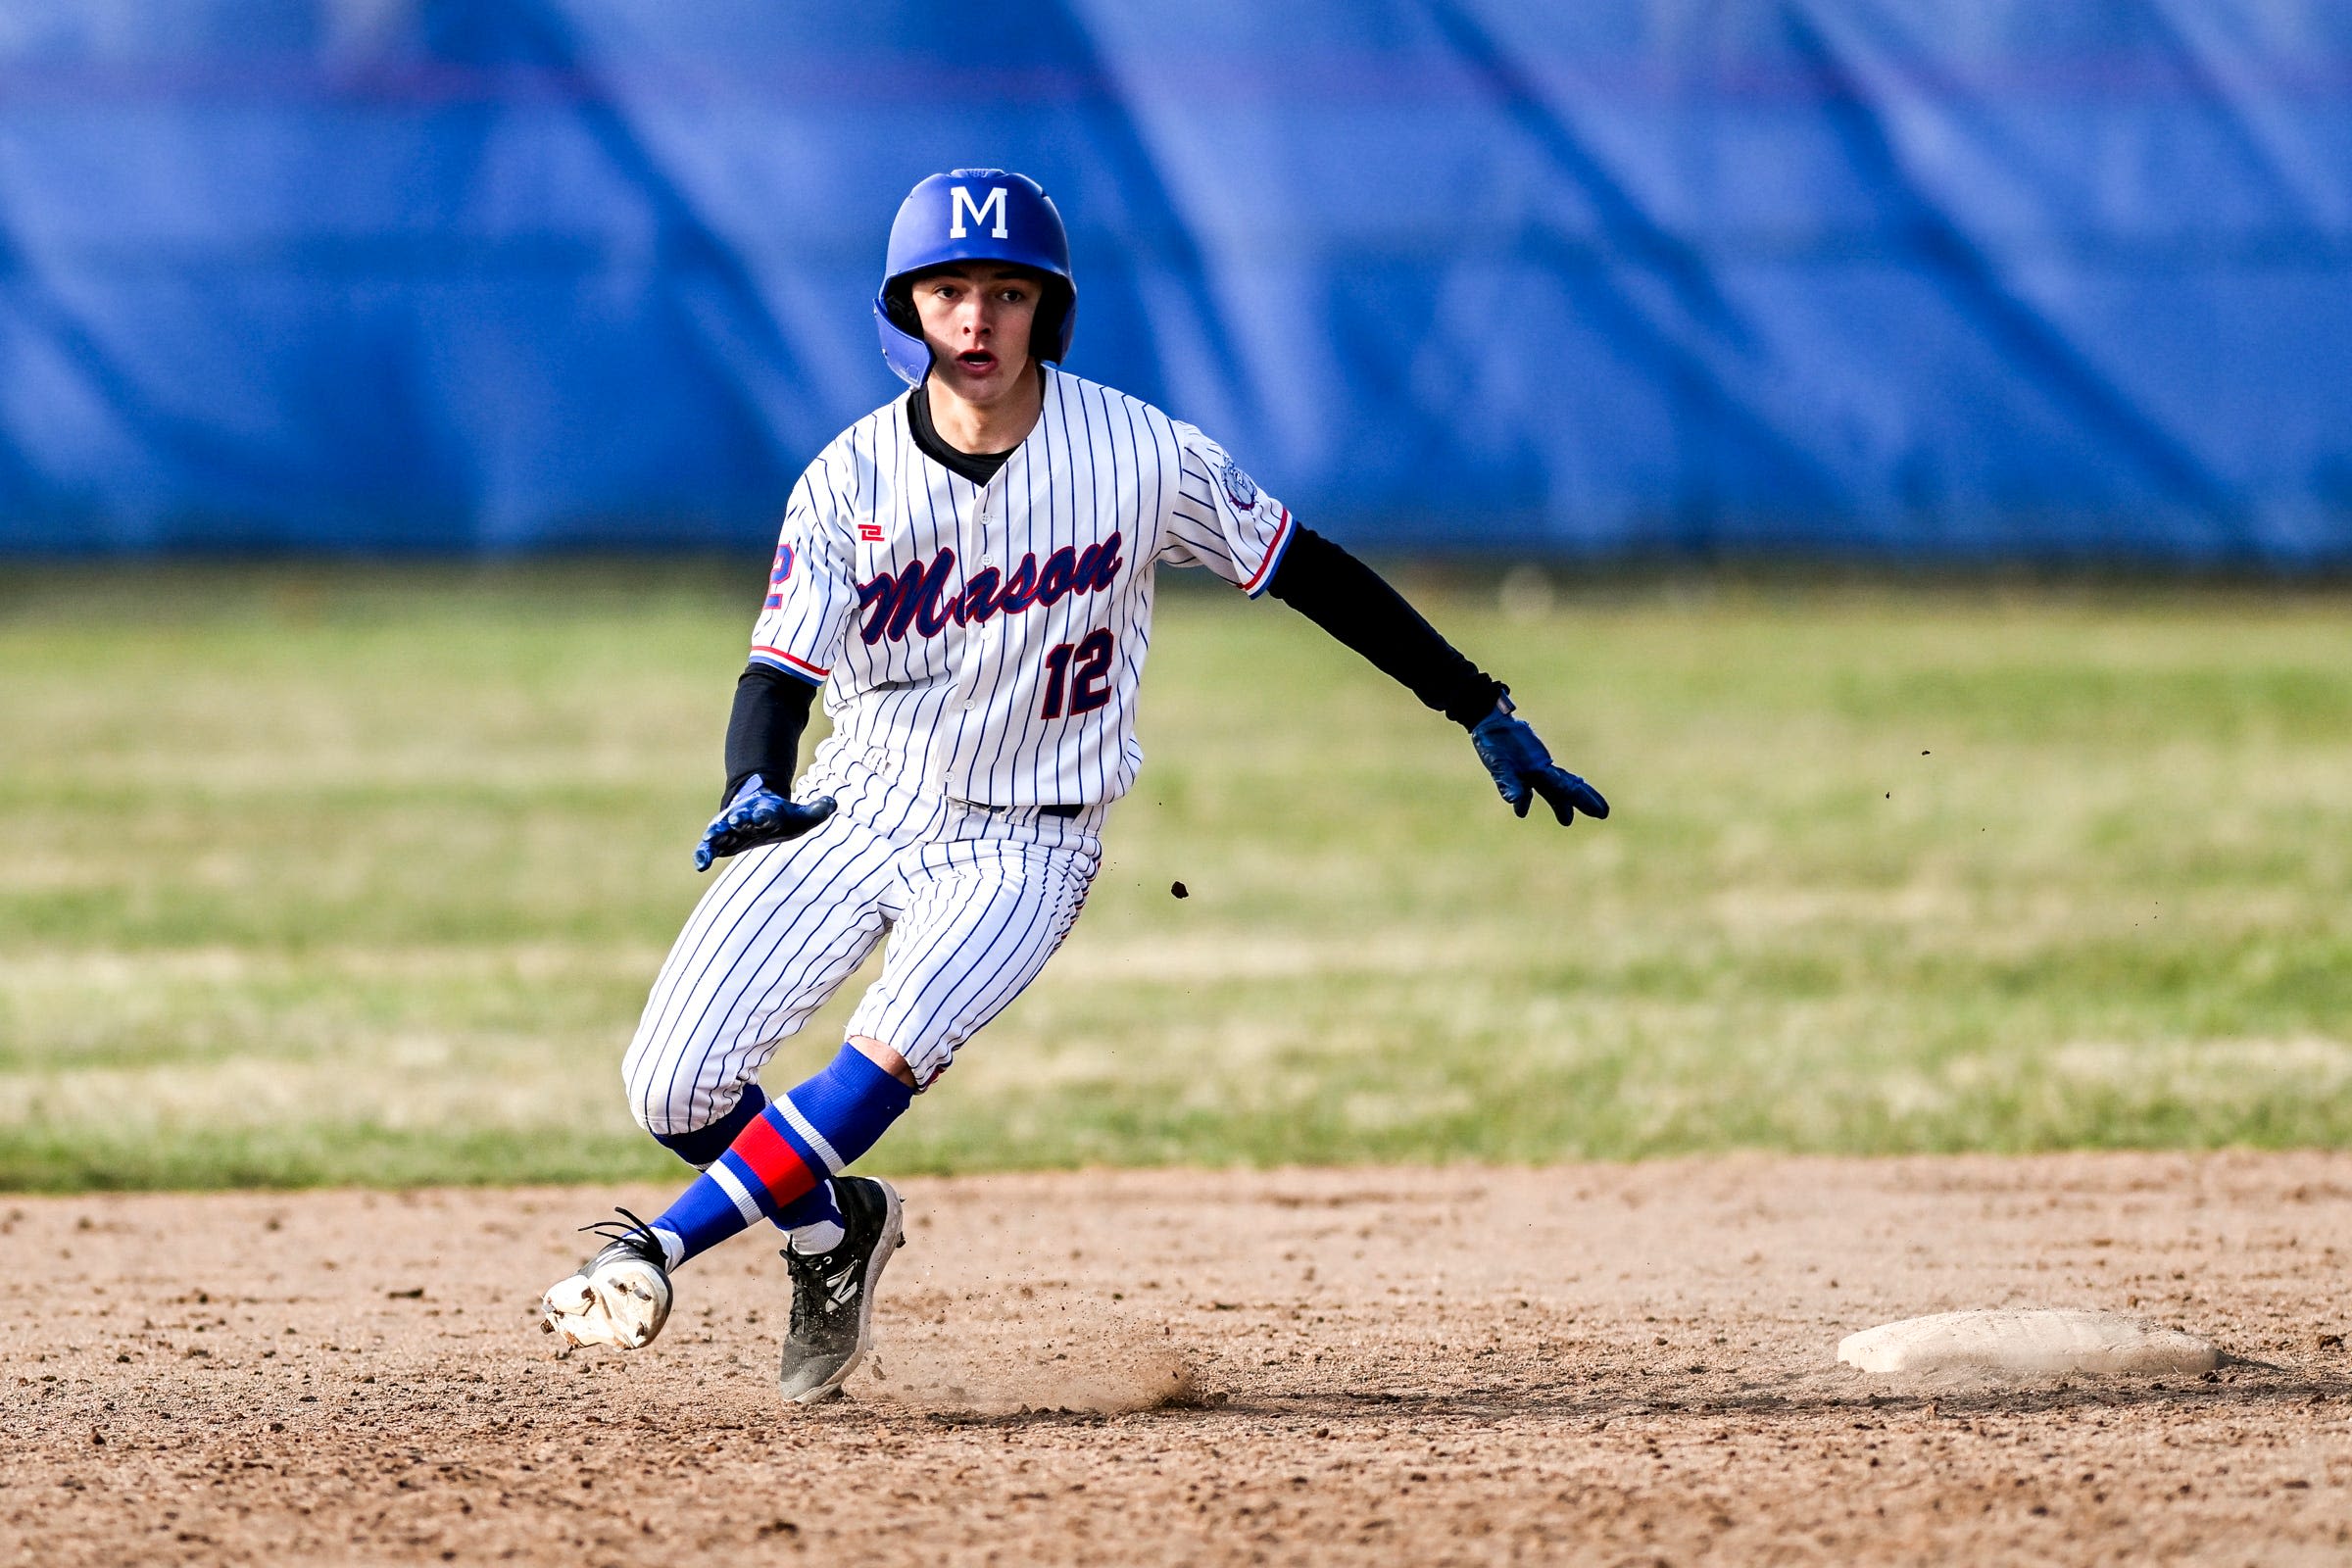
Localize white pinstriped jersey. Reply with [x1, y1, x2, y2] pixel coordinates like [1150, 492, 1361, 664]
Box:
[749, 367, 1296, 808]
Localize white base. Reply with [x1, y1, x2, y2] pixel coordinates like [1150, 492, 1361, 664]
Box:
[1837, 1309, 2218, 1379]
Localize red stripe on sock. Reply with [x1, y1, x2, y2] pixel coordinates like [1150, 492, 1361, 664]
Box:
[729, 1113, 819, 1207]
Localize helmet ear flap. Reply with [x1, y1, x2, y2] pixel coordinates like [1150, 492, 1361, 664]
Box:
[1032, 277, 1074, 365]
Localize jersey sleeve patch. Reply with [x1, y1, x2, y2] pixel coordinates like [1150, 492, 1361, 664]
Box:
[1214, 454, 1260, 514]
[1178, 432, 1296, 597]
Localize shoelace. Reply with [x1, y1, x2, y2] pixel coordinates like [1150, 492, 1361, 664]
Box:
[786, 1249, 859, 1317]
[580, 1206, 662, 1257]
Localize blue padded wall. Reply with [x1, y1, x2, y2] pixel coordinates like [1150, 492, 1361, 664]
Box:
[2, 2, 2347, 562]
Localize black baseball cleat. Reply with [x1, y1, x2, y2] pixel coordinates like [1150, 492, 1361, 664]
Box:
[777, 1176, 905, 1403]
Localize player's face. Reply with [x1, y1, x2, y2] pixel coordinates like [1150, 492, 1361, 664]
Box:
[909, 265, 1043, 407]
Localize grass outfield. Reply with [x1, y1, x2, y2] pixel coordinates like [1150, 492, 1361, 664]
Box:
[4, 564, 2351, 1190]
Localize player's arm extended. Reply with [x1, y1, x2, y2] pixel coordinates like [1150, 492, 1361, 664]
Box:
[693, 666, 836, 871]
[1266, 529, 1607, 826]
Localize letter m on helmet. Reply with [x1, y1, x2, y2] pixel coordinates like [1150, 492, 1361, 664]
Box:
[949, 185, 1009, 239]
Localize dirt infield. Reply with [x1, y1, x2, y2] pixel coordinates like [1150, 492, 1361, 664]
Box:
[6, 1155, 2352, 1566]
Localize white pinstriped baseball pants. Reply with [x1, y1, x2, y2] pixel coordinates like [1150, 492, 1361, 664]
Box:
[622, 753, 1102, 1137]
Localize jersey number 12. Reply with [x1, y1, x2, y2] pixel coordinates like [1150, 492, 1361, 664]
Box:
[1040, 629, 1115, 720]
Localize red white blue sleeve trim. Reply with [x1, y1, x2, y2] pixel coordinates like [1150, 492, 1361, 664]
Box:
[751, 646, 830, 680]
[1241, 507, 1297, 598]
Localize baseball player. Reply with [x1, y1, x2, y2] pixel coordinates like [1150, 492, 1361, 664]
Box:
[540, 170, 1606, 1402]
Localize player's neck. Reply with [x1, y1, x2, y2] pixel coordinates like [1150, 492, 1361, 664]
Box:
[923, 361, 1045, 457]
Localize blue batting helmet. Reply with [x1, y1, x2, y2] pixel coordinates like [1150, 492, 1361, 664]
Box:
[873, 169, 1076, 387]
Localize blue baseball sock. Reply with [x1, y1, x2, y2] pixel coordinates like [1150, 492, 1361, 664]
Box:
[650, 1082, 841, 1241]
[649, 1045, 912, 1270]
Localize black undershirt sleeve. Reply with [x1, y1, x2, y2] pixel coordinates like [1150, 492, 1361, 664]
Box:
[722, 664, 821, 808]
[1266, 527, 1505, 729]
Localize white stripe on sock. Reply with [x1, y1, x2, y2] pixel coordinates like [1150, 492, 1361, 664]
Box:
[709, 1162, 766, 1226]
[775, 1095, 846, 1175]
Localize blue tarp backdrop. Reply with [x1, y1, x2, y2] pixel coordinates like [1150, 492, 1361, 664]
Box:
[2, 2, 2347, 562]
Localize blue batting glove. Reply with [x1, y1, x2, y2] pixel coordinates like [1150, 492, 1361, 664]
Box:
[1470, 699, 1609, 826]
[694, 776, 838, 871]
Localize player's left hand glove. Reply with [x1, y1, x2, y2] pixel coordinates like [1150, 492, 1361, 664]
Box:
[1470, 697, 1609, 825]
[694, 775, 838, 871]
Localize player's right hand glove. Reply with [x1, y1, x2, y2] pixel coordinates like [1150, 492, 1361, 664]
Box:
[694, 775, 838, 872]
[1470, 697, 1609, 826]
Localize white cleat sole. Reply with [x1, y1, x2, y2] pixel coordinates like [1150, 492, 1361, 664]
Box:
[540, 1255, 671, 1353]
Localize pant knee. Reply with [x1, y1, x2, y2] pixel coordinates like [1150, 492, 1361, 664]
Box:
[623, 1041, 767, 1163]
[632, 1081, 768, 1168]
